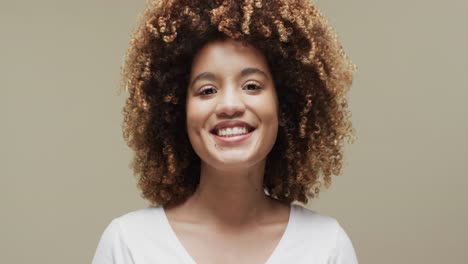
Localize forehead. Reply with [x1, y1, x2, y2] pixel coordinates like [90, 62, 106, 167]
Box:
[190, 39, 270, 76]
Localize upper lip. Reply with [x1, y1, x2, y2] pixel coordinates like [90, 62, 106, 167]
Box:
[210, 120, 256, 134]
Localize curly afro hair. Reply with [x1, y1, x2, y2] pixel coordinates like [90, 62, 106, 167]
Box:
[121, 0, 356, 207]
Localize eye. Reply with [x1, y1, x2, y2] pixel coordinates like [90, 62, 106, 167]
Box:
[243, 81, 263, 91]
[199, 86, 217, 96]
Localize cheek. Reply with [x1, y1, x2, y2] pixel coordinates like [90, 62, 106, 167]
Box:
[186, 101, 212, 139]
[252, 95, 279, 126]
[257, 95, 279, 142]
[265, 115, 279, 143]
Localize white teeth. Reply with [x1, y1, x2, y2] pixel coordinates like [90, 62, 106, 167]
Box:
[216, 126, 249, 137]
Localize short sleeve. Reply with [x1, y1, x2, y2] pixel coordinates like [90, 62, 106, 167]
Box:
[329, 223, 359, 264]
[92, 219, 135, 264]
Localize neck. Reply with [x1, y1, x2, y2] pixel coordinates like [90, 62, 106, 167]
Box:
[180, 160, 274, 226]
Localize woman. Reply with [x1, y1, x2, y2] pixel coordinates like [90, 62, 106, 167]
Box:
[93, 0, 357, 263]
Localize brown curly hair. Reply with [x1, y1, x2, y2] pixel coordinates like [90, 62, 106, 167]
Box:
[121, 0, 355, 207]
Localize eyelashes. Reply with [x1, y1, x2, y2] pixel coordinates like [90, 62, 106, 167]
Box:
[197, 81, 263, 96]
[199, 86, 217, 96]
[243, 81, 263, 91]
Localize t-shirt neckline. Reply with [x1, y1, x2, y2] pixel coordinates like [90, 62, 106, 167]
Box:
[160, 204, 296, 264]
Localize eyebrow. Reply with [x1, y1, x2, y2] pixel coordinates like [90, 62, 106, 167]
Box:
[240, 67, 270, 80]
[190, 67, 270, 89]
[190, 72, 217, 89]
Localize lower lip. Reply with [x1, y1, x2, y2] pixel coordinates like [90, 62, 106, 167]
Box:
[211, 130, 254, 144]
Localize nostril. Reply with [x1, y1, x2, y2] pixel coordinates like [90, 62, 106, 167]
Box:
[215, 101, 246, 116]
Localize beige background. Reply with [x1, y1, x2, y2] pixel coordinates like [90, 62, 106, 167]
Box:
[2, 0, 467, 263]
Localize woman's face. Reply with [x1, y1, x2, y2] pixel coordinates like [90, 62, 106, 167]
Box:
[186, 39, 279, 170]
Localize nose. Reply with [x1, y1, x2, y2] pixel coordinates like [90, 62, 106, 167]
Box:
[215, 87, 246, 117]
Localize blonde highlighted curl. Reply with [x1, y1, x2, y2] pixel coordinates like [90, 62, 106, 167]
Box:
[122, 0, 356, 206]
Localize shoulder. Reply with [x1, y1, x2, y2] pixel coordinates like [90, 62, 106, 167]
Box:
[96, 206, 165, 238]
[288, 204, 340, 247]
[92, 207, 174, 263]
[113, 207, 163, 224]
[95, 206, 167, 248]
[291, 204, 340, 234]
[290, 204, 359, 263]
[108, 207, 166, 236]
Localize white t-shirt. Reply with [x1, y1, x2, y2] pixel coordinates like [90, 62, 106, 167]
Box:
[92, 204, 358, 264]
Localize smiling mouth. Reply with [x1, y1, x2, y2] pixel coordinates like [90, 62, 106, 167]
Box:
[210, 126, 256, 137]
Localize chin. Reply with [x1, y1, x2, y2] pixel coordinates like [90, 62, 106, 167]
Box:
[206, 158, 265, 171]
[207, 150, 263, 169]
